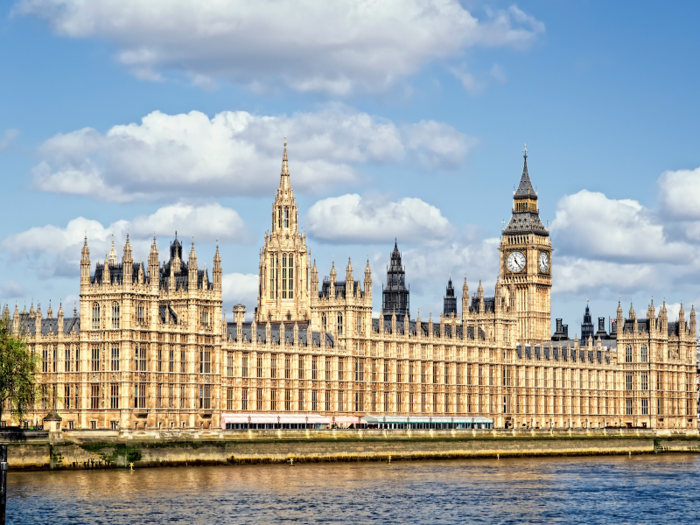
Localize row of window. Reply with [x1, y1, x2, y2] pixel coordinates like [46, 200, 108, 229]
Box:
[90, 303, 211, 329]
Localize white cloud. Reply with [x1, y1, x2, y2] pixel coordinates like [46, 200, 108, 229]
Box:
[307, 194, 453, 244]
[15, 0, 544, 95]
[222, 273, 258, 319]
[0, 203, 244, 279]
[551, 189, 694, 263]
[658, 166, 700, 220]
[32, 107, 473, 202]
[552, 257, 655, 294]
[0, 280, 26, 299]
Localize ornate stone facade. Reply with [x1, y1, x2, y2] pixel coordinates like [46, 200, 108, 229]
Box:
[3, 144, 697, 430]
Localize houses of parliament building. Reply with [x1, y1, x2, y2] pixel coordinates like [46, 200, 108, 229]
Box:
[3, 144, 697, 431]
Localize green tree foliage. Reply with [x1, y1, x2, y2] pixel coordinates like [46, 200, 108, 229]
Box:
[0, 311, 40, 424]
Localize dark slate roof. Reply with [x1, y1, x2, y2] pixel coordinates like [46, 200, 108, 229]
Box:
[668, 321, 679, 337]
[469, 295, 495, 313]
[503, 212, 548, 236]
[517, 341, 617, 362]
[319, 280, 362, 300]
[623, 318, 650, 334]
[16, 313, 80, 336]
[370, 318, 485, 340]
[226, 322, 333, 347]
[503, 155, 549, 236]
[514, 156, 536, 198]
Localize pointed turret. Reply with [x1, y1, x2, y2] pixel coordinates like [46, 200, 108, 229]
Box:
[330, 261, 337, 283]
[628, 301, 635, 320]
[108, 236, 118, 265]
[123, 234, 133, 284]
[80, 236, 91, 286]
[57, 301, 64, 321]
[503, 145, 548, 236]
[46, 301, 53, 319]
[690, 304, 696, 334]
[213, 241, 222, 292]
[382, 240, 410, 319]
[148, 235, 159, 287]
[345, 258, 354, 298]
[280, 137, 290, 190]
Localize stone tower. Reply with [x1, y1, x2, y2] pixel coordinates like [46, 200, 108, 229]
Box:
[256, 139, 311, 322]
[382, 241, 410, 319]
[443, 278, 457, 318]
[499, 146, 552, 343]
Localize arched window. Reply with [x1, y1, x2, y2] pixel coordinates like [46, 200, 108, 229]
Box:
[201, 309, 210, 327]
[136, 303, 145, 325]
[111, 302, 120, 329]
[625, 345, 633, 363]
[284, 208, 289, 228]
[337, 312, 343, 335]
[92, 303, 100, 330]
[277, 208, 282, 229]
[640, 345, 648, 363]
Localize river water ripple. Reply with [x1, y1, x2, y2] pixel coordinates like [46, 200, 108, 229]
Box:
[6, 454, 700, 524]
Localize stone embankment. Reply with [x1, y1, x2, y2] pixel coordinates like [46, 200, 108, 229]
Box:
[3, 428, 700, 471]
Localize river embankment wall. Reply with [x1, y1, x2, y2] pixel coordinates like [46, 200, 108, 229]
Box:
[4, 429, 700, 471]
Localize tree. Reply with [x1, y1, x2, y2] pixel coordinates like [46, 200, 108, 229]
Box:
[0, 311, 40, 425]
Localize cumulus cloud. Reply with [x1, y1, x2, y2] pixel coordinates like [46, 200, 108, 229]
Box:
[32, 107, 474, 202]
[551, 190, 694, 263]
[222, 273, 258, 319]
[307, 194, 453, 245]
[0, 203, 244, 279]
[658, 166, 700, 220]
[15, 0, 544, 94]
[553, 257, 655, 295]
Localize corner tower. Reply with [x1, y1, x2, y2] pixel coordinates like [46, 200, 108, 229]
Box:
[499, 146, 551, 343]
[382, 241, 410, 319]
[256, 139, 311, 322]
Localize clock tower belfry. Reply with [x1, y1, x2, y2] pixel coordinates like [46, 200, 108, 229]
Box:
[499, 146, 552, 343]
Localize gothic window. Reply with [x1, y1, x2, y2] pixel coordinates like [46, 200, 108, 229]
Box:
[625, 373, 633, 390]
[284, 208, 289, 228]
[90, 384, 99, 409]
[242, 353, 249, 377]
[641, 373, 648, 390]
[640, 345, 648, 362]
[277, 209, 282, 229]
[256, 388, 263, 411]
[625, 345, 633, 363]
[201, 309, 210, 327]
[91, 344, 100, 372]
[298, 356, 304, 380]
[337, 312, 343, 335]
[111, 302, 120, 329]
[92, 303, 100, 330]
[111, 345, 119, 371]
[110, 384, 119, 409]
[64, 385, 71, 409]
[65, 346, 71, 372]
[200, 384, 211, 409]
[257, 356, 263, 378]
[136, 303, 145, 325]
[227, 388, 233, 410]
[270, 256, 278, 299]
[356, 315, 362, 333]
[227, 354, 234, 377]
[200, 349, 211, 374]
[75, 345, 80, 372]
[322, 313, 327, 331]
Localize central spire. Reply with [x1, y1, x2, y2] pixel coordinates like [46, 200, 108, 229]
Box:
[280, 137, 290, 190]
[515, 144, 536, 198]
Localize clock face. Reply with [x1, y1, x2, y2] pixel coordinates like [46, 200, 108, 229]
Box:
[538, 252, 550, 273]
[506, 251, 526, 273]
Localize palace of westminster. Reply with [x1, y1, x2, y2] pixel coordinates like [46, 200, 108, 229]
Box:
[2, 144, 697, 431]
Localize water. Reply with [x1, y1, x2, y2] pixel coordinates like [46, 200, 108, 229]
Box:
[7, 454, 700, 524]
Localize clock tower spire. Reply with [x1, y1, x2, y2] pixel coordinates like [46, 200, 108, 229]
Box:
[500, 146, 551, 343]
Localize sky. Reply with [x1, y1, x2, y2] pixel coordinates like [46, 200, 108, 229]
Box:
[2, 0, 700, 336]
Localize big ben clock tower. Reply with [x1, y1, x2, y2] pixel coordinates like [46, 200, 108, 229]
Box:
[500, 146, 552, 343]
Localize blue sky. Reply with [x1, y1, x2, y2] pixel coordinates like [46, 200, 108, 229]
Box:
[2, 0, 700, 335]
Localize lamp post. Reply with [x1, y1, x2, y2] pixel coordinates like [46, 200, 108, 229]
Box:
[0, 444, 7, 524]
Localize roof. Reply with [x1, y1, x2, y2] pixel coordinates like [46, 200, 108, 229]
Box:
[514, 155, 536, 198]
[370, 318, 485, 340]
[17, 313, 80, 336]
[226, 322, 334, 347]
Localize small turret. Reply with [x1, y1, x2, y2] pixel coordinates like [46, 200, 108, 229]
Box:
[123, 234, 133, 285]
[213, 241, 222, 292]
[46, 301, 53, 319]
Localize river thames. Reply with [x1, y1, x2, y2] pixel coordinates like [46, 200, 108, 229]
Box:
[6, 454, 700, 524]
